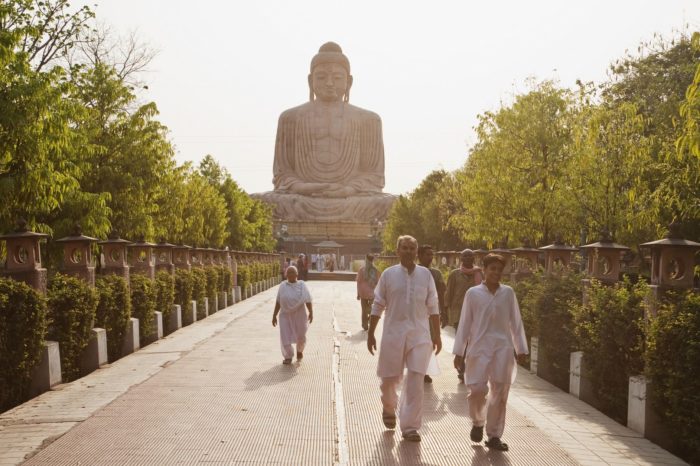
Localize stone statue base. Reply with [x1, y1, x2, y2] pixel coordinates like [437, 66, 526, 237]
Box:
[252, 191, 395, 223]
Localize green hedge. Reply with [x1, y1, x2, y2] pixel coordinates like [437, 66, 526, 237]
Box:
[220, 266, 233, 292]
[155, 271, 175, 329]
[47, 273, 98, 382]
[237, 264, 251, 292]
[646, 290, 700, 463]
[205, 267, 219, 311]
[95, 274, 131, 362]
[571, 278, 646, 423]
[191, 268, 207, 319]
[517, 270, 582, 391]
[130, 274, 156, 344]
[0, 277, 48, 412]
[174, 269, 194, 325]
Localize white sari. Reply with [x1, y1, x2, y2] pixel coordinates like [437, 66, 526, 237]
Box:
[277, 281, 312, 346]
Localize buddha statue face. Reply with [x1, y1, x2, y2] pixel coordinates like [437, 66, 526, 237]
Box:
[309, 63, 352, 103]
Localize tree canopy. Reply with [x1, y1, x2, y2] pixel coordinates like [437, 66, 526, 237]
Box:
[0, 0, 274, 259]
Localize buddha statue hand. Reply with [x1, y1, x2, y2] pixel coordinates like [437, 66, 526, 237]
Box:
[311, 183, 357, 198]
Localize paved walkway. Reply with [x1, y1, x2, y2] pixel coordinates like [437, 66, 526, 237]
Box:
[0, 282, 686, 465]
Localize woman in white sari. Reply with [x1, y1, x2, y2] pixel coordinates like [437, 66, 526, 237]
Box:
[272, 266, 313, 364]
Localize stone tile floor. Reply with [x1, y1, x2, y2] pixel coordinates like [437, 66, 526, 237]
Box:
[0, 282, 687, 465]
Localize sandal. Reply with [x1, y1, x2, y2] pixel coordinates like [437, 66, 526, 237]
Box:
[470, 425, 483, 442]
[282, 358, 292, 365]
[402, 430, 421, 442]
[485, 437, 509, 451]
[382, 411, 396, 429]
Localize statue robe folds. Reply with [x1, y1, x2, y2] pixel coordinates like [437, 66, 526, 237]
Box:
[254, 102, 396, 222]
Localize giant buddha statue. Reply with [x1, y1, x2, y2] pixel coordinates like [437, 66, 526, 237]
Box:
[254, 42, 395, 223]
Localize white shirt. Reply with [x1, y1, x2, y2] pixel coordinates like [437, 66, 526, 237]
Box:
[372, 264, 439, 377]
[453, 283, 528, 384]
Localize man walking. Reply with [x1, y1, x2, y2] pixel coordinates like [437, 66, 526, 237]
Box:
[368, 235, 441, 442]
[445, 249, 482, 381]
[417, 244, 446, 384]
[356, 253, 379, 331]
[452, 253, 528, 452]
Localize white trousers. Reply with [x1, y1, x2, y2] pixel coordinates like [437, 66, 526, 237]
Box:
[281, 340, 306, 359]
[467, 381, 511, 439]
[380, 370, 424, 433]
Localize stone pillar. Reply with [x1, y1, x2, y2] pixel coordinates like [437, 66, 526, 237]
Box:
[167, 304, 182, 334]
[570, 351, 598, 406]
[29, 341, 62, 397]
[80, 328, 108, 375]
[529, 337, 539, 374]
[580, 232, 629, 285]
[0, 220, 49, 294]
[128, 239, 155, 279]
[173, 245, 192, 271]
[121, 318, 140, 357]
[539, 237, 578, 275]
[191, 247, 205, 268]
[55, 225, 98, 287]
[511, 240, 540, 281]
[154, 240, 176, 275]
[145, 311, 163, 345]
[627, 376, 672, 449]
[98, 233, 131, 281]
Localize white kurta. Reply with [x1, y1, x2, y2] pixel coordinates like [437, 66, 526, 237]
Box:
[452, 283, 528, 384]
[276, 280, 312, 346]
[372, 265, 439, 377]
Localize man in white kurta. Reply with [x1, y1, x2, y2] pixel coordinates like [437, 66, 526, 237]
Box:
[453, 253, 528, 452]
[272, 266, 313, 364]
[368, 235, 441, 442]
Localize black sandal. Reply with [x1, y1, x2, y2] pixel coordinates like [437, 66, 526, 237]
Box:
[470, 425, 483, 442]
[485, 437, 509, 451]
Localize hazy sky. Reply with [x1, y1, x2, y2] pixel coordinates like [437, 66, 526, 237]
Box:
[93, 0, 700, 195]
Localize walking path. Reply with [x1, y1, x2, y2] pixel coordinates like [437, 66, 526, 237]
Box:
[0, 282, 686, 465]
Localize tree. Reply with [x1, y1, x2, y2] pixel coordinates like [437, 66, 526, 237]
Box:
[452, 80, 577, 247]
[381, 170, 462, 251]
[0, 0, 94, 72]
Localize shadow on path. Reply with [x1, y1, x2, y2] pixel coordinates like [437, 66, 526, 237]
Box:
[243, 363, 298, 391]
[471, 445, 513, 465]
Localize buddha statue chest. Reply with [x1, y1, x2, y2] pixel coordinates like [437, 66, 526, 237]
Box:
[311, 106, 349, 166]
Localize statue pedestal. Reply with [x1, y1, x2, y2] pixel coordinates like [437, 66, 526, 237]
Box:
[276, 220, 383, 256]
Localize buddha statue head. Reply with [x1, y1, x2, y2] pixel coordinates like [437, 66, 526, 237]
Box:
[308, 42, 354, 103]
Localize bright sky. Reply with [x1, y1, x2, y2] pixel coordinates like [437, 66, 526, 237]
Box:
[94, 0, 700, 196]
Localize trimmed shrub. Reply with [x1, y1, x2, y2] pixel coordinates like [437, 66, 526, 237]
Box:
[237, 264, 251, 294]
[646, 290, 700, 463]
[129, 274, 156, 344]
[174, 269, 194, 325]
[47, 273, 98, 382]
[0, 278, 48, 412]
[95, 274, 131, 362]
[571, 278, 646, 423]
[205, 267, 219, 310]
[155, 271, 175, 329]
[220, 266, 233, 292]
[191, 268, 207, 319]
[518, 270, 582, 390]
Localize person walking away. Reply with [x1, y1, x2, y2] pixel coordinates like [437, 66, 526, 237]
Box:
[417, 244, 446, 384]
[272, 266, 313, 364]
[356, 254, 379, 331]
[452, 253, 528, 452]
[444, 249, 482, 381]
[367, 235, 441, 442]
